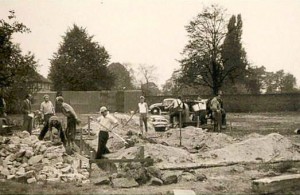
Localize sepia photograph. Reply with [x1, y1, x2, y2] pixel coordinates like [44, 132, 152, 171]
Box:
[0, 0, 300, 194]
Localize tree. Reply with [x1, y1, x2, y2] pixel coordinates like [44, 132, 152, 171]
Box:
[0, 11, 39, 113]
[137, 64, 159, 96]
[281, 73, 297, 93]
[264, 70, 297, 93]
[108, 62, 134, 90]
[49, 25, 113, 91]
[245, 65, 266, 94]
[221, 14, 249, 92]
[0, 10, 31, 88]
[179, 4, 231, 95]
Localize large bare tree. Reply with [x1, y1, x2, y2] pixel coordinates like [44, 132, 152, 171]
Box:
[179, 4, 232, 95]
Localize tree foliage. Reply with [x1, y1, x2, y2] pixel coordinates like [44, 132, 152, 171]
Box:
[179, 5, 229, 95]
[264, 70, 297, 93]
[0, 11, 39, 113]
[108, 62, 134, 90]
[221, 14, 249, 92]
[179, 5, 250, 95]
[49, 25, 113, 91]
[137, 64, 159, 96]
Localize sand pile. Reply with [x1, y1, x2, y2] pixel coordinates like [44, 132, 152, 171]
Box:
[201, 133, 300, 163]
[155, 127, 235, 152]
[106, 143, 196, 166]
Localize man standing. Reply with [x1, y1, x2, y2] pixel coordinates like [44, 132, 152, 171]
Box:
[217, 91, 226, 128]
[22, 94, 33, 134]
[38, 94, 55, 140]
[56, 96, 80, 148]
[166, 96, 184, 128]
[0, 94, 7, 117]
[210, 91, 224, 132]
[96, 106, 119, 159]
[138, 96, 148, 135]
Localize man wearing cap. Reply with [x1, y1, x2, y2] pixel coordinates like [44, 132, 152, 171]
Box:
[96, 106, 119, 159]
[38, 94, 55, 140]
[138, 96, 148, 135]
[56, 96, 80, 148]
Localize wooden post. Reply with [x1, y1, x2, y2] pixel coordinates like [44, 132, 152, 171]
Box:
[89, 150, 94, 176]
[179, 111, 182, 146]
[79, 128, 83, 168]
[197, 116, 200, 128]
[88, 116, 91, 136]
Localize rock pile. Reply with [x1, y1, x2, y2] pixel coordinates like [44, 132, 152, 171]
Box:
[0, 131, 90, 184]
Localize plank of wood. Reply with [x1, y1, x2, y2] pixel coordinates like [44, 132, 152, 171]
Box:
[90, 158, 153, 164]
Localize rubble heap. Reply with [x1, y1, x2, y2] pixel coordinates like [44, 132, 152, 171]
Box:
[0, 131, 90, 184]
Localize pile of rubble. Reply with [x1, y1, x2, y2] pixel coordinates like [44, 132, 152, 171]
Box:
[0, 131, 89, 184]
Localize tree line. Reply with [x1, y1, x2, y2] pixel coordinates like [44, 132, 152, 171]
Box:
[1, 6, 299, 112]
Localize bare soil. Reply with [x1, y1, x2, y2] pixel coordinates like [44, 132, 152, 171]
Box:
[1, 112, 300, 195]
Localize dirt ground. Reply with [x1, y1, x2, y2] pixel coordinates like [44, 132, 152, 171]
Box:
[1, 112, 300, 195]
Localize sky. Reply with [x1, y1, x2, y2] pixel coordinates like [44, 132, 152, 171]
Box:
[1, 0, 300, 88]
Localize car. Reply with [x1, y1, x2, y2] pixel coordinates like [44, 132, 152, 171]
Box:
[149, 115, 170, 131]
[149, 98, 175, 115]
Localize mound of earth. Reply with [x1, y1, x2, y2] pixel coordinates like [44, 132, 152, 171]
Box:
[201, 133, 300, 164]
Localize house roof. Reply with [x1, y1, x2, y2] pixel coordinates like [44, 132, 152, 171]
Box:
[35, 73, 52, 83]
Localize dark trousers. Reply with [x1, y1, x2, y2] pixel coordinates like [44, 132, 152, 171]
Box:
[23, 114, 33, 135]
[170, 111, 179, 126]
[221, 109, 226, 126]
[96, 131, 110, 159]
[38, 114, 54, 140]
[66, 116, 76, 143]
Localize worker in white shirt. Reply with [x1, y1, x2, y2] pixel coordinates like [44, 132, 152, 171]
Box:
[38, 94, 55, 140]
[96, 106, 119, 159]
[138, 96, 148, 135]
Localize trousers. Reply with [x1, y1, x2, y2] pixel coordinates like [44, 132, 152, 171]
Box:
[96, 131, 110, 159]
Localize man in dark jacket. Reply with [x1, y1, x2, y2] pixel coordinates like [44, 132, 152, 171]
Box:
[22, 94, 33, 134]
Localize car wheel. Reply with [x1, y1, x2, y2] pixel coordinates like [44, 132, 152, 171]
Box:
[151, 108, 160, 115]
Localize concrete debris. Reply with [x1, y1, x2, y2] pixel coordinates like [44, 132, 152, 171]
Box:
[0, 131, 90, 184]
[111, 177, 139, 188]
[94, 177, 110, 185]
[161, 171, 178, 185]
[149, 177, 163, 186]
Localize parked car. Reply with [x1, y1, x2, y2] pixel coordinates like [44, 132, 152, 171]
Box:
[149, 115, 169, 131]
[149, 98, 175, 115]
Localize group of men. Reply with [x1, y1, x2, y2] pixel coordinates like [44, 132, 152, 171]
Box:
[165, 91, 226, 131]
[21, 94, 80, 149]
[18, 92, 225, 160]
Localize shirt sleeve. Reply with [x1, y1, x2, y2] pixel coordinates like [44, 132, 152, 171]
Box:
[108, 115, 118, 124]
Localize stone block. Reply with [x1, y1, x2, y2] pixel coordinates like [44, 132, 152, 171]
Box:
[94, 177, 110, 185]
[252, 174, 300, 194]
[149, 177, 163, 186]
[162, 172, 178, 185]
[27, 177, 37, 184]
[173, 189, 196, 195]
[111, 177, 139, 188]
[28, 155, 43, 165]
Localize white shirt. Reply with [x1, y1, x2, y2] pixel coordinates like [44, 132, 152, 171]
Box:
[40, 101, 55, 115]
[98, 114, 118, 132]
[138, 102, 148, 114]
